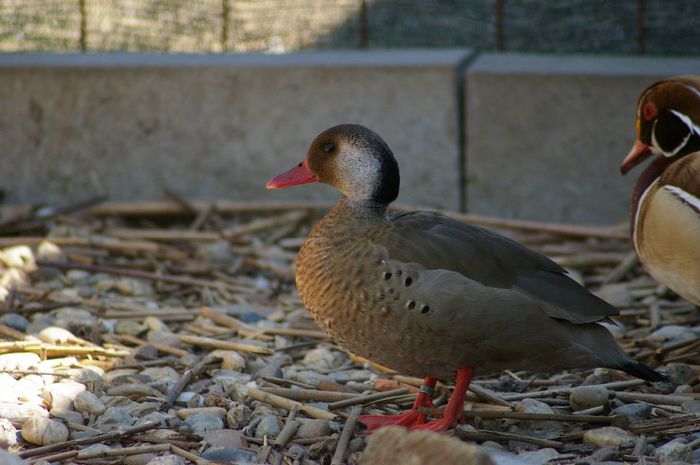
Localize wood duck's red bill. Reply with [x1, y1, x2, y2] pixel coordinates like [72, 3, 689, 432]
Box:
[620, 139, 652, 174]
[266, 159, 318, 189]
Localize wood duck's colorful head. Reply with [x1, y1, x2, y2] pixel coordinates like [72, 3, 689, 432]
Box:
[266, 124, 400, 205]
[621, 76, 700, 174]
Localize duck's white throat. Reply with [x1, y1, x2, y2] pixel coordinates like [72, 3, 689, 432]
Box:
[335, 146, 383, 202]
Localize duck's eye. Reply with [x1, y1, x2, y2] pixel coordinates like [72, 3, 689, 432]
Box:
[642, 102, 656, 121]
[322, 143, 335, 153]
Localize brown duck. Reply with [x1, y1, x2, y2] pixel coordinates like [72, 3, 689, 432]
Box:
[268, 124, 664, 432]
[621, 76, 700, 306]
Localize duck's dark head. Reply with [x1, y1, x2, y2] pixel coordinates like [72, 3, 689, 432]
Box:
[266, 124, 400, 205]
[621, 76, 700, 174]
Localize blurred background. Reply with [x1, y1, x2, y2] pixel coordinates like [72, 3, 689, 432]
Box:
[1, 0, 699, 223]
[2, 0, 699, 54]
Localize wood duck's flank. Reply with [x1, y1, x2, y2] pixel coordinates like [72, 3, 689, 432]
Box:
[268, 124, 665, 433]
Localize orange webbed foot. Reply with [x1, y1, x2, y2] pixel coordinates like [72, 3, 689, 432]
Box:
[358, 410, 426, 434]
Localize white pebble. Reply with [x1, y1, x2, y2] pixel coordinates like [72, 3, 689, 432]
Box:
[0, 245, 36, 270]
[42, 381, 86, 410]
[125, 454, 156, 465]
[653, 439, 692, 463]
[0, 418, 18, 448]
[0, 401, 49, 424]
[1, 268, 27, 288]
[82, 444, 111, 454]
[650, 325, 695, 341]
[583, 426, 637, 448]
[176, 407, 227, 420]
[595, 284, 633, 307]
[514, 398, 554, 414]
[104, 368, 139, 384]
[74, 390, 106, 416]
[21, 416, 69, 445]
[144, 317, 170, 332]
[141, 366, 181, 385]
[302, 347, 346, 371]
[296, 419, 331, 439]
[37, 326, 79, 344]
[106, 383, 163, 399]
[211, 350, 246, 371]
[0, 353, 41, 371]
[115, 278, 153, 296]
[145, 455, 185, 465]
[37, 241, 63, 260]
[569, 385, 609, 411]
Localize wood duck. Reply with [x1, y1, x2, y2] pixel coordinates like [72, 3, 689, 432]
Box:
[620, 76, 700, 306]
[268, 124, 664, 432]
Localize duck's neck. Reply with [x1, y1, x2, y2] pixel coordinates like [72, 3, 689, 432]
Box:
[330, 196, 389, 224]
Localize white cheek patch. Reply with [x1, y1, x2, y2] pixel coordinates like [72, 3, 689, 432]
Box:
[663, 185, 700, 215]
[337, 147, 381, 200]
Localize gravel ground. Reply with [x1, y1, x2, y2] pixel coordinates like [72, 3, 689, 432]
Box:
[0, 199, 698, 465]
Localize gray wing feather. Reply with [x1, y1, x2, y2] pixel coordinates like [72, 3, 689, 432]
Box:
[373, 211, 618, 324]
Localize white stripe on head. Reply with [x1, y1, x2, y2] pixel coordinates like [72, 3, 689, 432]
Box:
[670, 110, 700, 136]
[684, 83, 700, 100]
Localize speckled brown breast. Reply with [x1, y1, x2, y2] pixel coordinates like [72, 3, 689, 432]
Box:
[295, 206, 459, 378]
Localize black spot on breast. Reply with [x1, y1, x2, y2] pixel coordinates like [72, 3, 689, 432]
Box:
[405, 277, 413, 287]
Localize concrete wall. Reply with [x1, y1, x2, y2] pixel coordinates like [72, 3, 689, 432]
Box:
[1, 51, 700, 223]
[0, 51, 471, 210]
[466, 54, 700, 223]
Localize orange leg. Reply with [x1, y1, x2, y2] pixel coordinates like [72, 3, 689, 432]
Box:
[358, 377, 438, 434]
[413, 367, 473, 432]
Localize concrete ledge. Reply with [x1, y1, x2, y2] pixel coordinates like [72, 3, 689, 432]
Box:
[0, 50, 471, 68]
[0, 50, 473, 210]
[3, 51, 700, 223]
[470, 53, 700, 76]
[466, 53, 700, 224]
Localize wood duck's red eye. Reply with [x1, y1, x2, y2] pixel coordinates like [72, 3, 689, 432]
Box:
[642, 102, 656, 121]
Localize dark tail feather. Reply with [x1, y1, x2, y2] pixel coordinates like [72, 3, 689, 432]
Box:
[619, 360, 668, 383]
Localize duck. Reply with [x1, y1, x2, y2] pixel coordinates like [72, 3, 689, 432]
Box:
[620, 76, 700, 306]
[267, 124, 665, 432]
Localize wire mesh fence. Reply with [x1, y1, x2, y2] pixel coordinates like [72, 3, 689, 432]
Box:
[0, 0, 698, 55]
